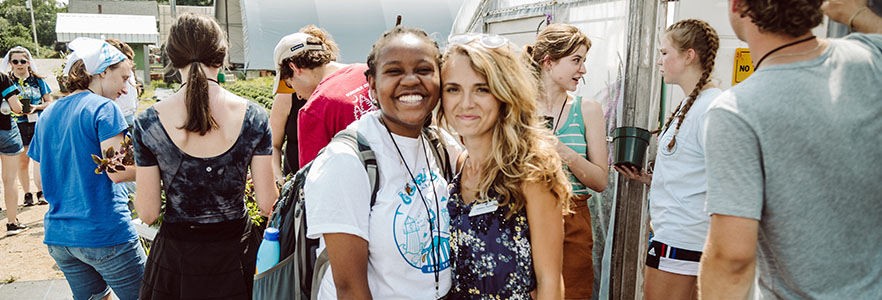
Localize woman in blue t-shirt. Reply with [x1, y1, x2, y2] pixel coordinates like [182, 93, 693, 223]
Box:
[28, 37, 145, 300]
[3, 46, 51, 207]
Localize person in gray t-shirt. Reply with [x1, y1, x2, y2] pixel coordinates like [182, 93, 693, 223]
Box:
[699, 1, 882, 299]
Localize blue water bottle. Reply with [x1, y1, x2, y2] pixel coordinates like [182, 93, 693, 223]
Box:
[256, 227, 280, 274]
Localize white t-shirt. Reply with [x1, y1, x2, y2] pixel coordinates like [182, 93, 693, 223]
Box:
[113, 71, 138, 117]
[648, 88, 721, 251]
[305, 111, 461, 299]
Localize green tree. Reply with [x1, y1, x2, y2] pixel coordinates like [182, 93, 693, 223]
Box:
[0, 17, 35, 55]
[0, 0, 66, 56]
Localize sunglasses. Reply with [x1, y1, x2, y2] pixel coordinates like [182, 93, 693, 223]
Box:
[10, 59, 28, 65]
[448, 34, 509, 49]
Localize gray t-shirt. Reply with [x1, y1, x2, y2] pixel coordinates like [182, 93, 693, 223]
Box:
[705, 33, 882, 299]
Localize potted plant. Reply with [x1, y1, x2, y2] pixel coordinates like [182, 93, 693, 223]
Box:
[611, 126, 651, 171]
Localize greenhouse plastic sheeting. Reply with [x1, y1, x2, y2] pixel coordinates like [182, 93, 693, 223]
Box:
[237, 0, 463, 70]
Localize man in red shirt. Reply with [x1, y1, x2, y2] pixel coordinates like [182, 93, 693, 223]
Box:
[272, 25, 375, 167]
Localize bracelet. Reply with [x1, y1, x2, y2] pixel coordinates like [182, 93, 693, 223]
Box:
[848, 6, 869, 31]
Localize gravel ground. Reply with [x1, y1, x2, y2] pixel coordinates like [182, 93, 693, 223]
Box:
[0, 182, 63, 283]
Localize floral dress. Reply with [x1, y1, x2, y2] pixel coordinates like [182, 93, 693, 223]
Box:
[448, 174, 536, 299]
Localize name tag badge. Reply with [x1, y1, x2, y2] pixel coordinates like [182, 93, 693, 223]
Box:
[469, 200, 499, 217]
[27, 113, 37, 123]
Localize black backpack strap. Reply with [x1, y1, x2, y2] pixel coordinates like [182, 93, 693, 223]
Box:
[330, 128, 380, 206]
[423, 126, 452, 181]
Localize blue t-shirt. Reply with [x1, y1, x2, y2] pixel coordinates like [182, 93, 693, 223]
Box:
[28, 91, 137, 247]
[10, 74, 50, 122]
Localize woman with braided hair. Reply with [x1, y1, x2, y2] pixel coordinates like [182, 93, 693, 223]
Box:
[615, 18, 721, 300]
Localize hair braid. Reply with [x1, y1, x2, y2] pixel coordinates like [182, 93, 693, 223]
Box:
[662, 19, 719, 150]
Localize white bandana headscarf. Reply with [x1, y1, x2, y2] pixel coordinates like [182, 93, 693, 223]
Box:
[62, 37, 128, 75]
[1, 46, 39, 74]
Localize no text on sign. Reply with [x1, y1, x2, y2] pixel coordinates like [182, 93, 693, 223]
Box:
[732, 48, 753, 85]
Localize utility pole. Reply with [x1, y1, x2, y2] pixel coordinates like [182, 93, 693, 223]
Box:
[170, 0, 177, 18]
[27, 0, 39, 56]
[609, 0, 665, 299]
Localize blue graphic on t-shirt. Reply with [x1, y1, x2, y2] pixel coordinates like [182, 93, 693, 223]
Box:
[392, 168, 451, 274]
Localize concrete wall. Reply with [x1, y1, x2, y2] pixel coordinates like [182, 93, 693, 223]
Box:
[157, 5, 215, 46]
[215, 0, 244, 66]
[68, 0, 159, 17]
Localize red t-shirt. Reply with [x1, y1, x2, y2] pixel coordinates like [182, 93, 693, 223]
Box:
[297, 63, 375, 167]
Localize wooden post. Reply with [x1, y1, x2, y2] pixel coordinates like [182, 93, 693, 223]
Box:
[143, 44, 151, 88]
[609, 0, 665, 299]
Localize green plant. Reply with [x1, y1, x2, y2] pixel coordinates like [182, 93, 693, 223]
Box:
[223, 77, 274, 110]
[243, 176, 267, 226]
[92, 135, 134, 174]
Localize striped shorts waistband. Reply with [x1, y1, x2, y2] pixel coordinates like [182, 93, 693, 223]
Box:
[646, 240, 701, 262]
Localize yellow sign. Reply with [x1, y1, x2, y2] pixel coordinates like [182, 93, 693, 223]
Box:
[732, 48, 753, 86]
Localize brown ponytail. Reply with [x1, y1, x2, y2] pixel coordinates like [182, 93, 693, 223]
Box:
[660, 19, 719, 150]
[183, 61, 217, 135]
[165, 13, 227, 135]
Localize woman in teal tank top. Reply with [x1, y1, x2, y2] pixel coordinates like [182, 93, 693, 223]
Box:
[525, 24, 609, 299]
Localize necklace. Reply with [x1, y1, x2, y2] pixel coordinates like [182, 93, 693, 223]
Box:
[762, 41, 823, 64]
[552, 94, 567, 133]
[754, 36, 816, 70]
[180, 78, 220, 87]
[381, 119, 443, 298]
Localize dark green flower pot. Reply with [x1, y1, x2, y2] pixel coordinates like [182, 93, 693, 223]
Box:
[612, 127, 651, 171]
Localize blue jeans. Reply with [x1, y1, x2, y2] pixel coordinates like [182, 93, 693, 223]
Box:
[0, 122, 23, 155]
[47, 239, 147, 300]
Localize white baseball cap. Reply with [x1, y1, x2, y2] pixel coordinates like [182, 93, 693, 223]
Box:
[272, 32, 325, 94]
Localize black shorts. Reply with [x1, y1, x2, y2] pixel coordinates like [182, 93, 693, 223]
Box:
[17, 122, 35, 147]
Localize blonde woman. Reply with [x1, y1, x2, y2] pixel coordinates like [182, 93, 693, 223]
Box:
[440, 34, 571, 299]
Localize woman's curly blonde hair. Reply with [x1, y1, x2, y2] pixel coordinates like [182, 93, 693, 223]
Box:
[439, 39, 572, 217]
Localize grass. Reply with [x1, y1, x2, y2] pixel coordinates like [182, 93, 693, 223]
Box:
[137, 98, 157, 114]
[222, 77, 274, 110]
[142, 77, 274, 111]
